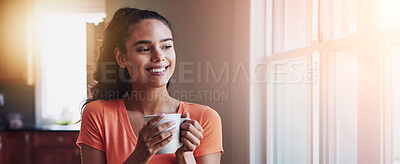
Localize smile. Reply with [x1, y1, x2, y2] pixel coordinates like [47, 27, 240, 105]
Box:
[149, 67, 166, 73]
[145, 65, 169, 76]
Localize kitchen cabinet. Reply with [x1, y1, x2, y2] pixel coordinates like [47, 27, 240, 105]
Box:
[2, 132, 31, 164]
[33, 148, 80, 164]
[0, 131, 80, 164]
[32, 131, 80, 164]
[0, 132, 5, 164]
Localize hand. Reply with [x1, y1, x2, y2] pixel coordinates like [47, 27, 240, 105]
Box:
[176, 112, 204, 154]
[125, 113, 177, 164]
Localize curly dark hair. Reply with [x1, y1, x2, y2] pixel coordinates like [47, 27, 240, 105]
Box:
[83, 8, 173, 107]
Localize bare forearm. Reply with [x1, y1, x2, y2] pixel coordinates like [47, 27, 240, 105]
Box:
[123, 155, 146, 164]
[123, 150, 152, 164]
[176, 152, 196, 164]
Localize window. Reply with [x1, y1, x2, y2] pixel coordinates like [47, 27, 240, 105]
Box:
[35, 13, 105, 126]
[333, 49, 358, 164]
[380, 0, 400, 30]
[250, 0, 400, 163]
[267, 58, 309, 164]
[273, 0, 310, 53]
[320, 0, 357, 40]
[382, 40, 400, 164]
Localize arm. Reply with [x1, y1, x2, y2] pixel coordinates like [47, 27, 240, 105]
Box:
[176, 108, 223, 164]
[195, 153, 221, 164]
[175, 152, 221, 164]
[78, 102, 107, 164]
[81, 144, 106, 164]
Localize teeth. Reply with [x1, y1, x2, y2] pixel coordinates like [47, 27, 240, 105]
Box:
[149, 67, 166, 73]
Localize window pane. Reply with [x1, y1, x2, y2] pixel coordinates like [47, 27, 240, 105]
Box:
[333, 0, 357, 38]
[391, 46, 400, 163]
[321, 0, 357, 41]
[271, 58, 309, 164]
[284, 0, 309, 51]
[274, 0, 309, 53]
[380, 0, 400, 30]
[312, 51, 320, 164]
[335, 49, 358, 164]
[40, 14, 88, 123]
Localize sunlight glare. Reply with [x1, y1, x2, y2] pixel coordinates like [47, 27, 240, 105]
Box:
[39, 13, 104, 123]
[380, 0, 400, 30]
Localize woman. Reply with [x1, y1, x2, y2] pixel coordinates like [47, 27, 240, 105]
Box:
[76, 8, 223, 164]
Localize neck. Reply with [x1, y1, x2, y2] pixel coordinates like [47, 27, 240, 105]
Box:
[124, 84, 177, 115]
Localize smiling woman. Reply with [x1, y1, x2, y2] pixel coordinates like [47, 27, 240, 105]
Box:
[116, 18, 175, 90]
[76, 8, 223, 164]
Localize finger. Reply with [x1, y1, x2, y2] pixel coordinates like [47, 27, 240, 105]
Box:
[180, 130, 201, 147]
[181, 120, 204, 134]
[181, 112, 190, 119]
[192, 120, 203, 133]
[139, 114, 165, 139]
[181, 123, 203, 140]
[153, 134, 175, 151]
[149, 120, 177, 137]
[149, 126, 178, 147]
[181, 137, 196, 151]
[144, 113, 165, 130]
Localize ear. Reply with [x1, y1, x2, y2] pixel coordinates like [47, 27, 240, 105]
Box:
[115, 47, 126, 68]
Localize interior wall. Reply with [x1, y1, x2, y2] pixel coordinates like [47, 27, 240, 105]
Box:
[105, 1, 251, 164]
[0, 0, 29, 84]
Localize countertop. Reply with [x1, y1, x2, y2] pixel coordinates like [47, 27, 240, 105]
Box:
[0, 123, 80, 132]
[37, 124, 80, 131]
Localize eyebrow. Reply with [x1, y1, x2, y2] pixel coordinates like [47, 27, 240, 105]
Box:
[133, 38, 173, 46]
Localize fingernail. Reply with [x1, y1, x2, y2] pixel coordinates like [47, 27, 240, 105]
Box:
[173, 127, 178, 132]
[159, 113, 165, 118]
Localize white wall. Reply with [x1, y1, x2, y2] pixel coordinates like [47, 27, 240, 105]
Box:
[105, 1, 251, 163]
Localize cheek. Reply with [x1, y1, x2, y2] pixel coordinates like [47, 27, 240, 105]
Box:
[168, 52, 176, 68]
[169, 59, 176, 74]
[125, 56, 147, 69]
[124, 57, 145, 79]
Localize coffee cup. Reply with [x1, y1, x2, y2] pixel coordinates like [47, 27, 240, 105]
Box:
[144, 113, 190, 154]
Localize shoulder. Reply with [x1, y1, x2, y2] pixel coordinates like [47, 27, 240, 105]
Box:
[82, 100, 104, 116]
[82, 99, 120, 117]
[182, 102, 221, 125]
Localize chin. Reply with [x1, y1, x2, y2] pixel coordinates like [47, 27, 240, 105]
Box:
[145, 79, 170, 88]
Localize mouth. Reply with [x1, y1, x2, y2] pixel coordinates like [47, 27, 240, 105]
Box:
[145, 65, 169, 75]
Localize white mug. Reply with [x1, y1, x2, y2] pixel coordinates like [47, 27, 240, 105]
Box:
[144, 114, 190, 154]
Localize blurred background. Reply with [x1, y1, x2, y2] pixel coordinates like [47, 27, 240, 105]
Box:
[0, 0, 399, 163]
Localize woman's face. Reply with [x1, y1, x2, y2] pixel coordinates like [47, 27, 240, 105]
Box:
[122, 19, 175, 89]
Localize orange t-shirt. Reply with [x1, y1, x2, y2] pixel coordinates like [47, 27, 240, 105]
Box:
[76, 99, 223, 164]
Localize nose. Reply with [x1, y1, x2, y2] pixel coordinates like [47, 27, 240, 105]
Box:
[150, 47, 165, 62]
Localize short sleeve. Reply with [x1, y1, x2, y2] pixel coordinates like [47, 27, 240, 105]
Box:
[193, 107, 224, 157]
[76, 101, 105, 152]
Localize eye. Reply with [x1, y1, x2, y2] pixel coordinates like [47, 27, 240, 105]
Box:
[137, 47, 150, 52]
[162, 45, 172, 50]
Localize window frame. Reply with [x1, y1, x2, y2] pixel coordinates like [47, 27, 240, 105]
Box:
[251, 0, 399, 163]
